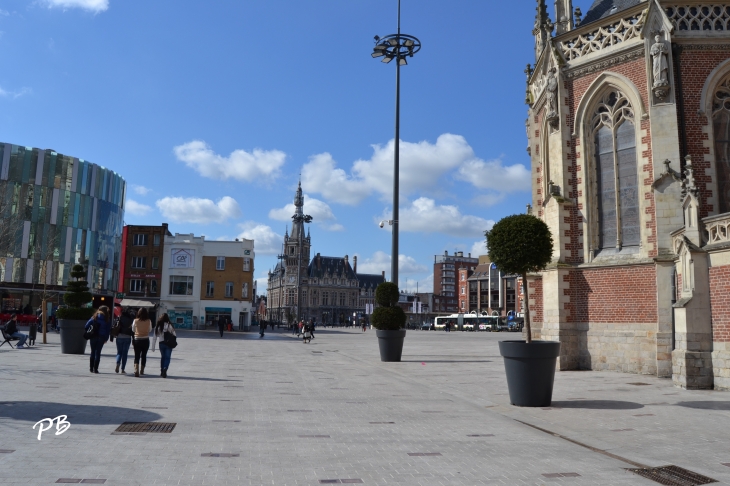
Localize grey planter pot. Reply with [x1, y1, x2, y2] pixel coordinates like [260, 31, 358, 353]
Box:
[58, 319, 88, 354]
[498, 340, 561, 407]
[376, 329, 406, 362]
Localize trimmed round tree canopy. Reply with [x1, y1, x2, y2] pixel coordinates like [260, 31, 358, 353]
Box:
[485, 214, 553, 275]
[375, 282, 399, 307]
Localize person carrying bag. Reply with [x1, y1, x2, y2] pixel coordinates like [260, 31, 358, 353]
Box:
[151, 313, 177, 378]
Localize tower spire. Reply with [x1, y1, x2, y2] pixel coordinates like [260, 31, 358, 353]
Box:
[291, 180, 305, 241]
[533, 0, 552, 62]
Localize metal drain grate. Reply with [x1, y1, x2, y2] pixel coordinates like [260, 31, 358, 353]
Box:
[114, 422, 176, 433]
[627, 382, 652, 386]
[201, 453, 239, 457]
[408, 452, 442, 456]
[0, 449, 15, 453]
[467, 434, 494, 437]
[626, 465, 718, 485]
[370, 422, 395, 424]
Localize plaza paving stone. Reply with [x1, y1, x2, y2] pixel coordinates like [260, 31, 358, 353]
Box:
[2, 327, 730, 485]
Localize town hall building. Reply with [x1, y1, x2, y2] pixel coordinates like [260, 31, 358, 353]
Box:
[525, 0, 730, 389]
[267, 183, 385, 326]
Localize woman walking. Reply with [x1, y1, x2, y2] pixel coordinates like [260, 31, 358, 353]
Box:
[86, 306, 111, 374]
[132, 308, 152, 377]
[151, 313, 176, 378]
[114, 309, 134, 373]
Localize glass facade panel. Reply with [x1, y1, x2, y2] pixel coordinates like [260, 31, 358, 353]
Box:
[0, 142, 125, 297]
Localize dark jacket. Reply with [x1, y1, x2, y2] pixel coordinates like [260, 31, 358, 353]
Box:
[117, 314, 134, 337]
[218, 317, 226, 329]
[86, 314, 112, 340]
[4, 319, 17, 335]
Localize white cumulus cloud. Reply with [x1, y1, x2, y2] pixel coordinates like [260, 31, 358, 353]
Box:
[131, 184, 151, 196]
[174, 140, 286, 182]
[456, 157, 531, 192]
[125, 199, 153, 216]
[470, 240, 488, 259]
[378, 197, 494, 238]
[156, 196, 241, 224]
[302, 134, 471, 205]
[43, 0, 109, 12]
[268, 194, 335, 222]
[355, 251, 427, 281]
[237, 222, 283, 255]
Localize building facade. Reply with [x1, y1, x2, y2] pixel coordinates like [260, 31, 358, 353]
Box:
[433, 251, 478, 297]
[0, 142, 125, 314]
[159, 234, 255, 329]
[267, 183, 385, 325]
[119, 223, 172, 305]
[458, 256, 521, 316]
[526, 0, 730, 389]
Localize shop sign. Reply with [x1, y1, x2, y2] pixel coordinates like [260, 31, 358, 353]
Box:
[171, 248, 195, 268]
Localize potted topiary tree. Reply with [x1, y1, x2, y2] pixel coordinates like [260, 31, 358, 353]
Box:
[486, 214, 558, 407]
[56, 264, 95, 354]
[371, 282, 407, 362]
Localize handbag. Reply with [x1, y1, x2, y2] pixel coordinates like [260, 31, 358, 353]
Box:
[163, 330, 178, 349]
[110, 318, 121, 338]
[83, 318, 98, 340]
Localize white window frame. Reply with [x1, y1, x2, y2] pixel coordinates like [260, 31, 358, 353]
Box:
[243, 257, 251, 272]
[131, 256, 146, 269]
[225, 282, 234, 298]
[206, 281, 215, 297]
[130, 279, 144, 293]
[133, 234, 148, 246]
[216, 256, 225, 270]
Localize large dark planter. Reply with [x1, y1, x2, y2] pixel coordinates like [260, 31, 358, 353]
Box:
[376, 329, 406, 362]
[498, 340, 561, 407]
[59, 319, 88, 354]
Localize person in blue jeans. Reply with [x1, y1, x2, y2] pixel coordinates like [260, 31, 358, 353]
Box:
[113, 309, 134, 374]
[152, 313, 176, 378]
[86, 306, 111, 374]
[4, 314, 27, 348]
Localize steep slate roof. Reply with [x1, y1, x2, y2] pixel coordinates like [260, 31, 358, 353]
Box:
[581, 0, 642, 25]
[357, 273, 385, 290]
[307, 255, 356, 279]
[467, 264, 492, 280]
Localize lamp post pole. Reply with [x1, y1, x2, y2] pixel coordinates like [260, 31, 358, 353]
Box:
[372, 0, 420, 288]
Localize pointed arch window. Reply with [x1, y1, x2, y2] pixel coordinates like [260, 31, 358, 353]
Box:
[591, 90, 640, 253]
[712, 77, 730, 213]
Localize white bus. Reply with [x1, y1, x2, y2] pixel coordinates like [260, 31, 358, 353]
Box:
[433, 314, 496, 331]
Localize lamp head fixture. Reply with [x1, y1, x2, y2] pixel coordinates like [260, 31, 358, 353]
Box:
[379, 220, 395, 228]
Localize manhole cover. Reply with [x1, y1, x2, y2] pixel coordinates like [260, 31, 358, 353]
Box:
[114, 422, 176, 433]
[626, 465, 717, 485]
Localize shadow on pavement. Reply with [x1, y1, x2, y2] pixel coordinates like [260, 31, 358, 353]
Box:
[0, 401, 162, 424]
[675, 401, 730, 410]
[549, 400, 644, 410]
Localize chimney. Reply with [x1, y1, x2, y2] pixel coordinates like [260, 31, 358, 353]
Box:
[345, 255, 349, 265]
[457, 251, 463, 257]
[382, 270, 385, 280]
[444, 250, 448, 256]
[317, 253, 321, 270]
[353, 255, 357, 273]
[468, 253, 471, 258]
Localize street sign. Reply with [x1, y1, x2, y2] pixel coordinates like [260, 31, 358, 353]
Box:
[115, 293, 125, 299]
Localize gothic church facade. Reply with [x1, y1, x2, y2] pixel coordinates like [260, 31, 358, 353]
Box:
[526, 0, 730, 389]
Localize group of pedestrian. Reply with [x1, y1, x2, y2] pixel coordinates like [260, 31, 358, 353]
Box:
[85, 307, 177, 378]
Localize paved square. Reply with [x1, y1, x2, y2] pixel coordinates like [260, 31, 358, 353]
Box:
[2, 328, 730, 485]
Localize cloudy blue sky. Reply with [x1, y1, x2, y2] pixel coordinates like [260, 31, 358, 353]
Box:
[0, 0, 595, 293]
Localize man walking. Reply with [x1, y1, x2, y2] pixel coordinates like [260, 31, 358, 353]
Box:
[5, 314, 27, 348]
[218, 315, 226, 337]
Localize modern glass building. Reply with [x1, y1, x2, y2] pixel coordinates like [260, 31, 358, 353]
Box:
[0, 142, 126, 315]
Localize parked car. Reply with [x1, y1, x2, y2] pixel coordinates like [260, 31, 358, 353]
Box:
[421, 322, 433, 331]
[507, 317, 524, 332]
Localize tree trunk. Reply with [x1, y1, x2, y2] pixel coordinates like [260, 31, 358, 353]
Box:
[522, 272, 531, 343]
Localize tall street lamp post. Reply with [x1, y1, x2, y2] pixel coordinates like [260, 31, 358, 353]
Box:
[372, 0, 420, 287]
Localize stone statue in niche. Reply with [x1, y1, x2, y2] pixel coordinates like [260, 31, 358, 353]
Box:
[546, 67, 559, 129]
[650, 33, 670, 100]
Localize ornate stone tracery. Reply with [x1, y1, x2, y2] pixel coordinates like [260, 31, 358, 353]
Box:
[666, 5, 730, 31]
[559, 12, 644, 61]
[711, 75, 730, 213]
